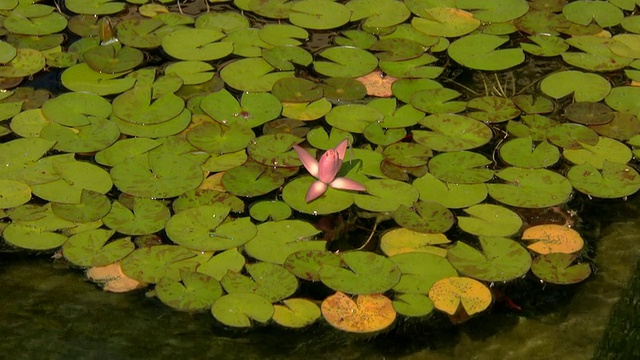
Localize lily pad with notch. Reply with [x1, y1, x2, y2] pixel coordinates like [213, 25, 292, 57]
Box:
[413, 173, 488, 209]
[41, 91, 111, 127]
[30, 160, 112, 204]
[197, 248, 246, 281]
[281, 99, 333, 121]
[51, 189, 111, 223]
[173, 189, 244, 214]
[410, 87, 466, 114]
[221, 262, 298, 302]
[200, 89, 282, 128]
[273, 298, 321, 328]
[120, 245, 198, 284]
[250, 200, 292, 222]
[540, 70, 612, 102]
[62, 229, 134, 267]
[466, 96, 521, 123]
[428, 276, 492, 316]
[322, 292, 396, 333]
[282, 176, 356, 215]
[162, 28, 233, 61]
[411, 7, 480, 37]
[272, 78, 323, 102]
[211, 293, 274, 328]
[413, 114, 492, 151]
[522, 224, 584, 255]
[247, 133, 303, 167]
[382, 142, 432, 168]
[531, 253, 591, 285]
[428, 151, 494, 184]
[547, 123, 599, 149]
[111, 109, 192, 138]
[284, 250, 343, 281]
[222, 161, 293, 197]
[563, 137, 632, 169]
[499, 137, 560, 168]
[84, 43, 144, 74]
[220, 58, 294, 92]
[0, 48, 46, 77]
[102, 197, 171, 236]
[507, 115, 558, 142]
[353, 179, 419, 212]
[393, 293, 434, 317]
[40, 116, 120, 153]
[165, 205, 257, 251]
[394, 201, 455, 234]
[347, 0, 411, 28]
[325, 104, 384, 133]
[112, 85, 184, 125]
[567, 161, 640, 198]
[313, 46, 379, 78]
[319, 251, 401, 295]
[448, 34, 525, 71]
[244, 220, 325, 264]
[289, 0, 351, 30]
[487, 167, 573, 208]
[61, 63, 136, 96]
[390, 252, 457, 293]
[156, 270, 223, 311]
[380, 228, 450, 257]
[186, 121, 255, 155]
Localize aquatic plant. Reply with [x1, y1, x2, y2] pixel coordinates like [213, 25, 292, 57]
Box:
[1, 0, 639, 332]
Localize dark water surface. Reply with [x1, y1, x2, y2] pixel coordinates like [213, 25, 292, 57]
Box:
[2, 195, 639, 360]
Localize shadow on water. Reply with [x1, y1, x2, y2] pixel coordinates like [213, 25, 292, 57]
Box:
[1, 192, 640, 360]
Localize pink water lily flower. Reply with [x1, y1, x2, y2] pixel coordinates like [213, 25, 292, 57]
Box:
[293, 139, 367, 202]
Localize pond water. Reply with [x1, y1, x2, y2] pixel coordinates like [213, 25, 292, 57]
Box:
[2, 0, 640, 359]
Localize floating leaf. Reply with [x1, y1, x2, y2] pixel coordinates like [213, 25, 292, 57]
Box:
[531, 253, 591, 285]
[394, 201, 455, 234]
[220, 58, 294, 92]
[353, 179, 419, 212]
[0, 48, 46, 77]
[382, 142, 431, 168]
[413, 114, 492, 152]
[121, 245, 197, 284]
[447, 237, 532, 282]
[410, 88, 466, 114]
[448, 34, 525, 71]
[41, 91, 111, 127]
[456, 0, 529, 22]
[319, 251, 401, 294]
[547, 123, 599, 149]
[65, 0, 126, 15]
[466, 96, 521, 123]
[273, 298, 321, 328]
[499, 137, 560, 168]
[288, 0, 351, 30]
[428, 277, 492, 316]
[162, 28, 233, 61]
[61, 63, 136, 96]
[313, 46, 379, 78]
[186, 121, 255, 155]
[487, 167, 573, 208]
[522, 224, 584, 254]
[222, 162, 291, 197]
[457, 204, 523, 237]
[563, 137, 632, 169]
[413, 174, 488, 209]
[212, 293, 274, 328]
[249, 200, 292, 222]
[563, 1, 623, 27]
[221, 262, 298, 302]
[112, 85, 184, 125]
[197, 248, 246, 281]
[200, 89, 282, 129]
[84, 44, 144, 73]
[283, 250, 343, 281]
[411, 8, 480, 37]
[567, 161, 640, 198]
[540, 71, 611, 102]
[62, 229, 134, 267]
[0, 179, 31, 209]
[321, 292, 396, 333]
[103, 197, 171, 236]
[51, 189, 111, 223]
[156, 270, 223, 311]
[393, 293, 434, 317]
[244, 220, 325, 264]
[390, 252, 457, 293]
[30, 160, 112, 204]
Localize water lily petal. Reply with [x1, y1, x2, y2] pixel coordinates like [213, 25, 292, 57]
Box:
[293, 144, 319, 177]
[329, 177, 367, 192]
[334, 139, 349, 161]
[306, 180, 328, 202]
[317, 149, 342, 183]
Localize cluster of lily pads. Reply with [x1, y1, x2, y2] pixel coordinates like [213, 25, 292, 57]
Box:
[1, 0, 640, 332]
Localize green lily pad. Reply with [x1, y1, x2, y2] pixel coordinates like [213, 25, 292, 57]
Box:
[410, 88, 466, 114]
[51, 189, 111, 223]
[289, 0, 351, 30]
[165, 205, 257, 251]
[40, 116, 120, 153]
[590, 112, 640, 141]
[394, 201, 455, 234]
[380, 54, 443, 79]
[393, 293, 434, 317]
[247, 133, 302, 167]
[364, 123, 407, 146]
[172, 189, 244, 214]
[563, 137, 632, 169]
[354, 179, 419, 212]
[282, 176, 356, 215]
[115, 17, 164, 49]
[3, 222, 68, 250]
[322, 77, 367, 101]
[281, 99, 333, 121]
[195, 11, 250, 33]
[531, 253, 591, 285]
[521, 34, 569, 56]
[390, 252, 457, 293]
[62, 229, 134, 267]
[111, 109, 192, 138]
[447, 237, 532, 282]
[102, 197, 171, 236]
[221, 262, 298, 302]
[325, 104, 384, 133]
[156, 270, 223, 311]
[202, 151, 249, 173]
[561, 36, 633, 71]
[0, 48, 46, 77]
[411, 7, 480, 37]
[283, 250, 344, 281]
[547, 123, 600, 149]
[428, 151, 494, 184]
[61, 63, 136, 96]
[273, 298, 321, 328]
[487, 167, 573, 208]
[211, 293, 274, 328]
[567, 161, 640, 198]
[382, 142, 432, 168]
[197, 248, 246, 281]
[65, 0, 126, 15]
[244, 220, 325, 264]
[110, 153, 203, 199]
[456, 0, 529, 22]
[222, 161, 292, 197]
[507, 115, 558, 141]
[413, 114, 492, 151]
[368, 99, 424, 128]
[313, 46, 379, 78]
[448, 34, 525, 71]
[112, 85, 184, 125]
[369, 38, 425, 62]
[249, 200, 292, 222]
[0, 137, 55, 178]
[4, 12, 67, 36]
[84, 44, 144, 74]
[380, 228, 450, 257]
[220, 58, 294, 92]
[466, 96, 521, 123]
[165, 61, 214, 85]
[499, 137, 560, 168]
[540, 71, 611, 102]
[564, 102, 614, 126]
[272, 78, 323, 102]
[121, 245, 197, 283]
[457, 204, 523, 237]
[0, 179, 31, 209]
[0, 40, 17, 63]
[347, 0, 411, 28]
[605, 86, 640, 115]
[186, 121, 255, 155]
[30, 160, 112, 204]
[41, 91, 111, 127]
[319, 251, 401, 295]
[162, 28, 233, 61]
[413, 173, 487, 209]
[95, 138, 162, 167]
[305, 127, 354, 151]
[563, 0, 623, 27]
[201, 89, 282, 129]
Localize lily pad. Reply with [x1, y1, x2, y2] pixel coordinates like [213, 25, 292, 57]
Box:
[222, 162, 291, 197]
[84, 44, 144, 74]
[319, 251, 401, 294]
[273, 298, 321, 328]
[567, 161, 640, 198]
[248, 133, 302, 167]
[244, 220, 325, 264]
[347, 0, 411, 28]
[466, 96, 521, 123]
[413, 114, 492, 152]
[186, 121, 255, 155]
[411, 8, 480, 37]
[0, 179, 31, 209]
[563, 137, 632, 169]
[382, 142, 432, 168]
[413, 174, 488, 209]
[428, 151, 494, 184]
[289, 0, 351, 30]
[61, 63, 136, 96]
[121, 245, 197, 283]
[212, 293, 274, 328]
[457, 204, 523, 237]
[30, 160, 113, 204]
[313, 46, 379, 78]
[162, 28, 233, 61]
[531, 253, 591, 285]
[283, 250, 343, 281]
[428, 277, 492, 316]
[499, 137, 560, 168]
[282, 176, 357, 215]
[220, 58, 294, 92]
[325, 104, 384, 133]
[487, 167, 573, 208]
[0, 48, 46, 77]
[448, 34, 525, 71]
[197, 248, 246, 281]
[221, 262, 298, 302]
[322, 292, 396, 333]
[41, 91, 111, 127]
[102, 197, 171, 236]
[112, 85, 185, 125]
[165, 205, 257, 251]
[249, 200, 292, 222]
[522, 224, 584, 254]
[51, 189, 111, 223]
[62, 229, 134, 267]
[394, 201, 455, 234]
[156, 270, 223, 311]
[40, 117, 120, 153]
[110, 153, 203, 199]
[547, 123, 599, 149]
[390, 252, 457, 293]
[563, 0, 623, 27]
[393, 293, 434, 317]
[410, 88, 466, 114]
[200, 89, 282, 129]
[353, 179, 419, 212]
[540, 71, 611, 102]
[447, 237, 531, 282]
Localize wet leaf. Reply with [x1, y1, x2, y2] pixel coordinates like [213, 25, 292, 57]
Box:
[531, 253, 591, 284]
[487, 167, 573, 208]
[322, 292, 396, 333]
[448, 34, 525, 71]
[394, 201, 455, 234]
[522, 224, 584, 254]
[103, 197, 171, 236]
[457, 204, 523, 237]
[414, 114, 492, 151]
[156, 270, 223, 311]
[273, 298, 321, 328]
[413, 174, 488, 209]
[244, 220, 325, 264]
[63, 229, 134, 267]
[212, 293, 274, 327]
[428, 151, 494, 184]
[567, 161, 640, 198]
[428, 277, 492, 316]
[284, 250, 343, 281]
